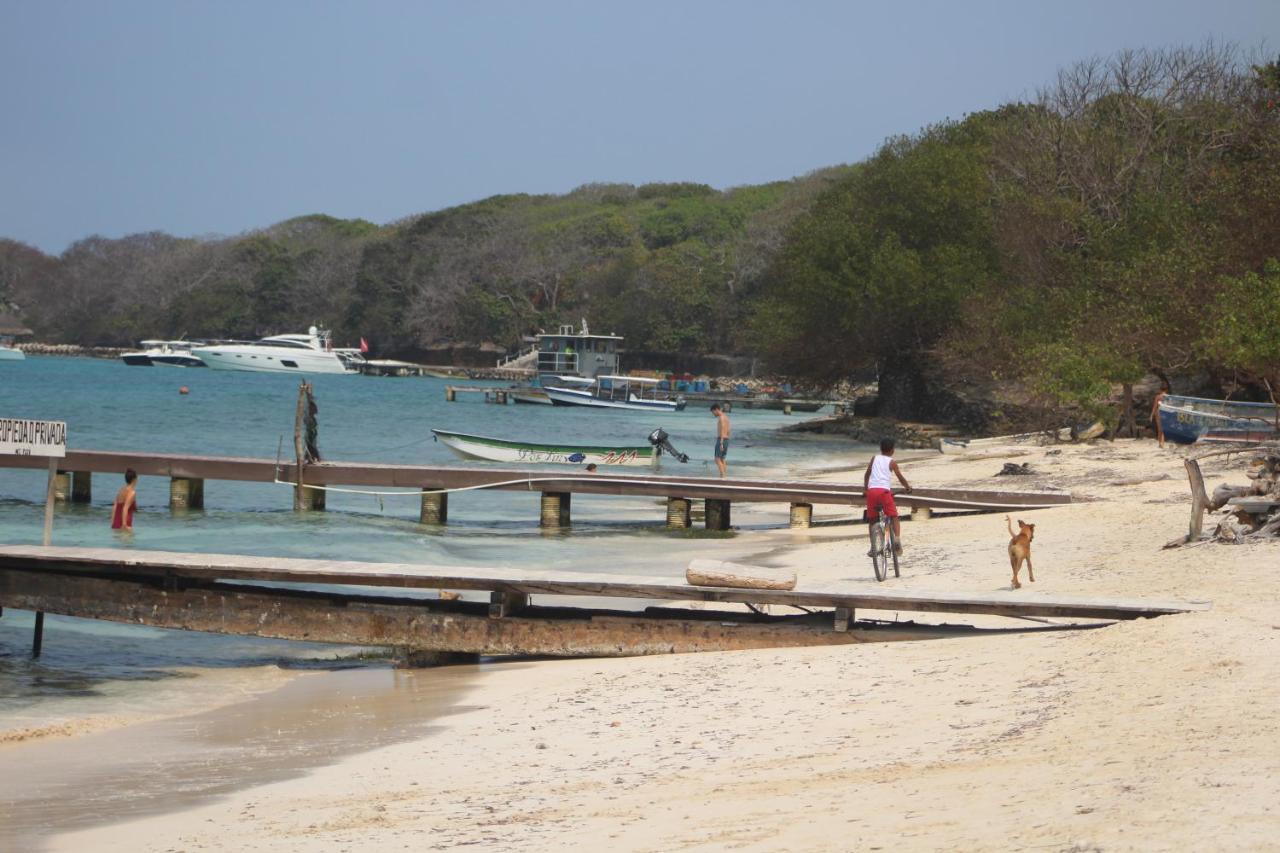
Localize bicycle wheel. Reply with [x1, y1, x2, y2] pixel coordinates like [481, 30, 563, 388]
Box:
[887, 519, 900, 578]
[869, 520, 888, 582]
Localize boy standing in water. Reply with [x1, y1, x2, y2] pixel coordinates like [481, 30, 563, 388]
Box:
[863, 438, 911, 553]
[710, 403, 731, 478]
[111, 468, 138, 531]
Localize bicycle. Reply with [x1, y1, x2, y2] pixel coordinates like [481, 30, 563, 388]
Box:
[868, 507, 900, 582]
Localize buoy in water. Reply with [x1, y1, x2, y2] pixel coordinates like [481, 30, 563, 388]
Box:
[179, 386, 190, 395]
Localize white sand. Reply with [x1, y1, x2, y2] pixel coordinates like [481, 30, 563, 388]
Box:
[47, 439, 1280, 851]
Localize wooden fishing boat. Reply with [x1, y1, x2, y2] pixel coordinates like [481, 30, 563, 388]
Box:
[1158, 395, 1279, 445]
[544, 375, 687, 412]
[431, 429, 658, 467]
[937, 427, 1073, 454]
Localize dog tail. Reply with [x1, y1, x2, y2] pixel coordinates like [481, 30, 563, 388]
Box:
[1005, 514, 1015, 537]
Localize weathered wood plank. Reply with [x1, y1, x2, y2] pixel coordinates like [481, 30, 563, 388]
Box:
[0, 546, 1209, 621]
[0, 569, 973, 656]
[686, 559, 797, 590]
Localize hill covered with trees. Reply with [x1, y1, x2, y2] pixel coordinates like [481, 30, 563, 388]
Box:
[3, 42, 1277, 425]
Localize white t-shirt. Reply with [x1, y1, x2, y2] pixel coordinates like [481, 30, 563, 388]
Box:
[868, 454, 894, 490]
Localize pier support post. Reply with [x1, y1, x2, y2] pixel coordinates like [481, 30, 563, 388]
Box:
[32, 610, 44, 657]
[420, 490, 448, 525]
[71, 471, 92, 504]
[789, 502, 813, 529]
[53, 471, 71, 502]
[446, 387, 456, 402]
[704, 499, 731, 531]
[833, 607, 852, 633]
[783, 403, 793, 415]
[295, 485, 326, 511]
[540, 491, 571, 528]
[913, 505, 932, 522]
[169, 477, 205, 510]
[489, 591, 529, 618]
[666, 497, 692, 529]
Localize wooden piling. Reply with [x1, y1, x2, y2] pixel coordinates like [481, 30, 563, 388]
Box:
[705, 498, 731, 531]
[913, 505, 932, 522]
[666, 497, 692, 529]
[420, 490, 448, 525]
[789, 502, 813, 528]
[53, 471, 70, 502]
[169, 477, 204, 510]
[783, 403, 793, 415]
[71, 471, 92, 504]
[32, 610, 44, 657]
[540, 491, 571, 528]
[446, 387, 456, 402]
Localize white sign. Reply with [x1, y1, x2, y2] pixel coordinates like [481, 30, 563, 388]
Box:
[0, 418, 67, 457]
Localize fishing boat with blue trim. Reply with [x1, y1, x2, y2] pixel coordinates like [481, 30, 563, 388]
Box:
[431, 428, 690, 467]
[543, 375, 687, 412]
[1157, 394, 1279, 444]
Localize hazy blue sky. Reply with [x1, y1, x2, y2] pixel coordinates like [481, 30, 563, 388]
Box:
[2, 0, 1276, 254]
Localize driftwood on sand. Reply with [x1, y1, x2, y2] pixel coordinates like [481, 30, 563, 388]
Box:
[686, 559, 798, 591]
[1176, 444, 1280, 545]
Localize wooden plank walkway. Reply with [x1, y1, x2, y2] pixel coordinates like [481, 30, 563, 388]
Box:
[0, 546, 1208, 621]
[0, 449, 1072, 512]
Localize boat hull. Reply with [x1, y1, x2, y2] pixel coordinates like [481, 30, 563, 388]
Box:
[193, 347, 357, 374]
[0, 347, 26, 362]
[1159, 396, 1279, 445]
[545, 386, 685, 412]
[432, 429, 657, 467]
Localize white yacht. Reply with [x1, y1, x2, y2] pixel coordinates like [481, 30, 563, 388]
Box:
[192, 327, 364, 375]
[121, 340, 207, 367]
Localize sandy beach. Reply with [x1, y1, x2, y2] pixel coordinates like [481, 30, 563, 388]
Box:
[31, 438, 1280, 851]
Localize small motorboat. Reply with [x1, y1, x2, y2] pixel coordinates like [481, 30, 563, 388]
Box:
[121, 340, 207, 367]
[431, 427, 689, 467]
[0, 335, 24, 361]
[544, 375, 686, 412]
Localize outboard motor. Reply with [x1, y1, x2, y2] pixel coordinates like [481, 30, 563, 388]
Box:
[648, 428, 689, 463]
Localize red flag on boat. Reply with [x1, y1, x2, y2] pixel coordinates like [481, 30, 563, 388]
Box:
[359, 337, 369, 354]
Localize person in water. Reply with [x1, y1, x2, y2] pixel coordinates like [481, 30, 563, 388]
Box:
[111, 468, 138, 531]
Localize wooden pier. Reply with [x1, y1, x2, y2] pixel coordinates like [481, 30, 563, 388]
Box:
[0, 546, 1209, 659]
[0, 448, 1072, 529]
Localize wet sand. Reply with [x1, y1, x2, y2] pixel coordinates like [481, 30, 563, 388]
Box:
[2, 663, 482, 851]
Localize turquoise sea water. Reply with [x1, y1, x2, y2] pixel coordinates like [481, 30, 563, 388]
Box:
[0, 356, 867, 733]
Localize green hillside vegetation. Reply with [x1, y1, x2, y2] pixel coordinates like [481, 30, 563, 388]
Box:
[2, 42, 1277, 425]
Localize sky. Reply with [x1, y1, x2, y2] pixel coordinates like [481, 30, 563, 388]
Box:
[1, 0, 1277, 255]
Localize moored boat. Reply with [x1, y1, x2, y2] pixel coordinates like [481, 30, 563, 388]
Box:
[1158, 394, 1279, 445]
[121, 340, 207, 367]
[0, 336, 24, 361]
[544, 375, 686, 412]
[431, 429, 658, 467]
[193, 327, 363, 375]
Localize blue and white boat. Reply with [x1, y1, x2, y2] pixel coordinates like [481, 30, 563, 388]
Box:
[544, 375, 687, 413]
[1158, 394, 1279, 444]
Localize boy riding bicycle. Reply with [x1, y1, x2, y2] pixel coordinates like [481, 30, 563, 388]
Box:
[863, 438, 912, 554]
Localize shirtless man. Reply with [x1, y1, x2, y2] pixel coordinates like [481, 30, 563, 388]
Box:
[711, 403, 731, 478]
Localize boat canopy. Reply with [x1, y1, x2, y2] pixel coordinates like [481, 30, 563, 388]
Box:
[599, 375, 661, 384]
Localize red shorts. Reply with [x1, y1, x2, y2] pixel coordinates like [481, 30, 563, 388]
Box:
[864, 488, 898, 520]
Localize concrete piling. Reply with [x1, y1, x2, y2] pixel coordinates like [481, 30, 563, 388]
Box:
[666, 497, 692, 529]
[913, 505, 932, 522]
[420, 490, 448, 524]
[704, 498, 731, 531]
[295, 485, 326, 511]
[169, 477, 205, 510]
[53, 471, 70, 502]
[540, 491, 571, 528]
[71, 471, 92, 504]
[789, 502, 813, 529]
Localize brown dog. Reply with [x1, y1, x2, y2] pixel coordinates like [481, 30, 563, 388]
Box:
[1006, 515, 1036, 589]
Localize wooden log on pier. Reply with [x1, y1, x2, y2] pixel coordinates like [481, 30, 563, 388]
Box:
[686, 559, 797, 591]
